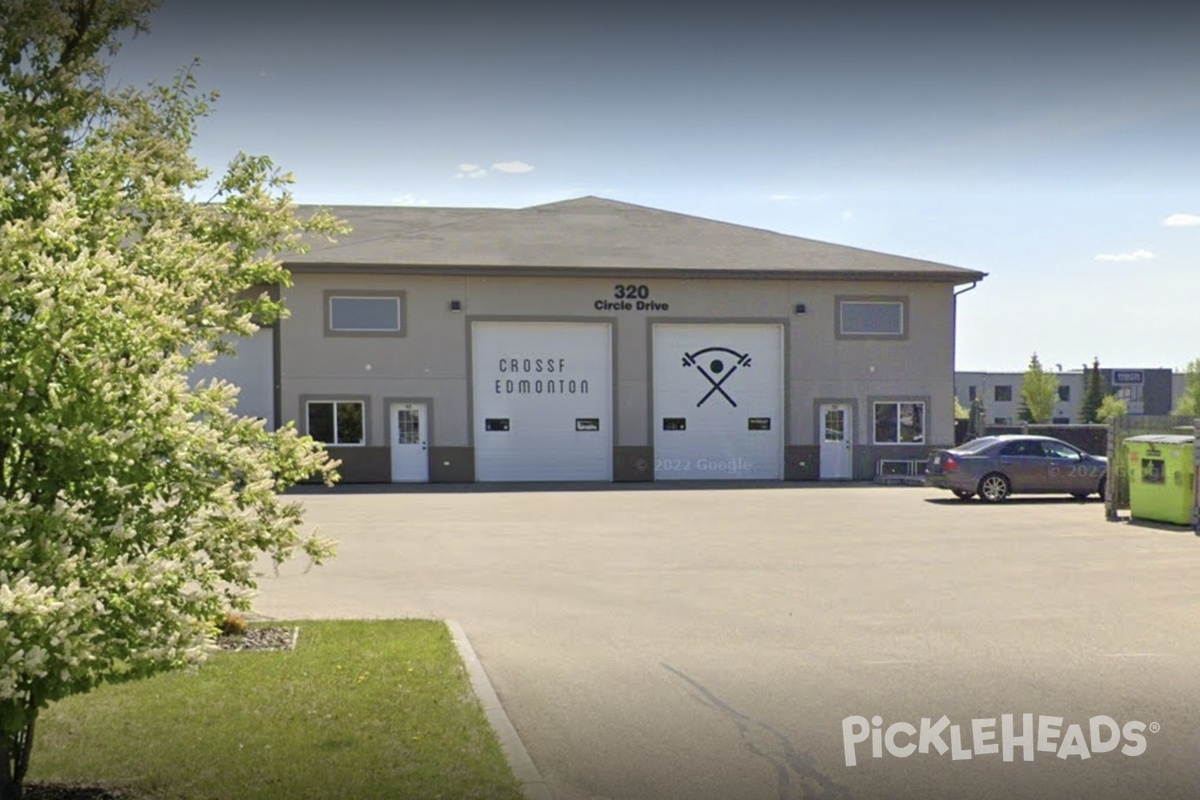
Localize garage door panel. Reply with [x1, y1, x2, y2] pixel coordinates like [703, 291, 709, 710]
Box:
[189, 329, 275, 429]
[473, 322, 612, 481]
[653, 324, 783, 480]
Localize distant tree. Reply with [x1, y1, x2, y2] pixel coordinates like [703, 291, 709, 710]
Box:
[1080, 358, 1107, 423]
[1171, 358, 1200, 417]
[953, 396, 970, 420]
[1097, 395, 1128, 422]
[967, 397, 987, 439]
[1019, 353, 1058, 423]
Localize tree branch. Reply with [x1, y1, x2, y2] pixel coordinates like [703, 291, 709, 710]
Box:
[56, 0, 100, 73]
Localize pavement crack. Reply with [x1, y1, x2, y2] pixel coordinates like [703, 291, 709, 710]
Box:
[662, 663, 853, 800]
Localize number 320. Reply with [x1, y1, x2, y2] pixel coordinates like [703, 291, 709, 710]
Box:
[614, 284, 650, 299]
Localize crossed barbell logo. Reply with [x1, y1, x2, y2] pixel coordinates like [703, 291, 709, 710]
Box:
[681, 346, 752, 407]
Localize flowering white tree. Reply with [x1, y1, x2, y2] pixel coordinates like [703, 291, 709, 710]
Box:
[0, 2, 342, 797]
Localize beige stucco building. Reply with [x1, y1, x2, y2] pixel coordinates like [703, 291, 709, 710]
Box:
[211, 197, 986, 483]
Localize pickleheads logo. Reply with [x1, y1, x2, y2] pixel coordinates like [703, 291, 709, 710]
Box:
[842, 714, 1156, 767]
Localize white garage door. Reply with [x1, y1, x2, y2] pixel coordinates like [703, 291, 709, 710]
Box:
[653, 324, 783, 480]
[188, 328, 275, 429]
[472, 321, 613, 481]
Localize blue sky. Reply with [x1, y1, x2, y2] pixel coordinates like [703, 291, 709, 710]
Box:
[108, 0, 1200, 371]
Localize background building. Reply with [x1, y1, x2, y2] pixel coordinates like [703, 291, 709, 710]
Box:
[955, 367, 1185, 424]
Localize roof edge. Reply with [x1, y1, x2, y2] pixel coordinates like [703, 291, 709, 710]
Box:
[284, 262, 988, 284]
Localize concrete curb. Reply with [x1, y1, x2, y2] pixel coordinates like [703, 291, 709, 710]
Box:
[447, 620, 554, 800]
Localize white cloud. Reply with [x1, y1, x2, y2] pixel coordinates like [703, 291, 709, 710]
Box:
[1163, 212, 1200, 227]
[390, 194, 430, 206]
[1094, 249, 1155, 263]
[841, 209, 854, 222]
[492, 160, 535, 174]
[455, 163, 487, 179]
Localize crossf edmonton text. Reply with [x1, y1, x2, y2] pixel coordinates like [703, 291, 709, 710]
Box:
[842, 714, 1152, 767]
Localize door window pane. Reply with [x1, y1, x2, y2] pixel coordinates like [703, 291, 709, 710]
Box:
[824, 410, 844, 442]
[396, 409, 421, 444]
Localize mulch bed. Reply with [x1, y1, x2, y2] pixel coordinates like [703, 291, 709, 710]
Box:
[23, 627, 299, 800]
[216, 625, 299, 653]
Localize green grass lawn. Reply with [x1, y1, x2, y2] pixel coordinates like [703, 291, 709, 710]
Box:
[28, 620, 526, 800]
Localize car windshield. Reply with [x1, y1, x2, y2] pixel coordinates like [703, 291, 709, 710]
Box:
[953, 437, 1000, 454]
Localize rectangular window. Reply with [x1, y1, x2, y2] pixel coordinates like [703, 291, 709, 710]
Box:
[993, 416, 1012, 425]
[1052, 416, 1070, 424]
[994, 385, 1013, 402]
[1057, 385, 1071, 402]
[968, 385, 977, 401]
[306, 401, 364, 445]
[873, 401, 924, 444]
[839, 300, 904, 336]
[328, 295, 402, 333]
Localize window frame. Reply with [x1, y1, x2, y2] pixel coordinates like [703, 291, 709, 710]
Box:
[871, 399, 926, 445]
[302, 398, 368, 446]
[994, 385, 1013, 402]
[835, 295, 909, 340]
[323, 290, 407, 337]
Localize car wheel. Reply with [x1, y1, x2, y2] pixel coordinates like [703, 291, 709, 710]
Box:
[952, 490, 974, 500]
[1072, 493, 1089, 501]
[1098, 476, 1106, 499]
[978, 473, 1011, 503]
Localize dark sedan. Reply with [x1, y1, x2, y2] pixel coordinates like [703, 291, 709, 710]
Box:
[925, 435, 1107, 502]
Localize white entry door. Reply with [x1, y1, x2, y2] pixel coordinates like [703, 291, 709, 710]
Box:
[819, 403, 853, 480]
[390, 402, 429, 482]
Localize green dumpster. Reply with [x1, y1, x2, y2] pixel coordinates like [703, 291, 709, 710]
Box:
[1124, 434, 1196, 525]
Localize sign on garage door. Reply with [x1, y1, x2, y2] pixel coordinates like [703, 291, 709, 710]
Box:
[653, 324, 783, 480]
[472, 321, 613, 481]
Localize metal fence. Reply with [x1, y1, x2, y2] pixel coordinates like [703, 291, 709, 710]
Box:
[1104, 415, 1197, 526]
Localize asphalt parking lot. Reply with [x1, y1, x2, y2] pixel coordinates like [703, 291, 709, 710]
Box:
[254, 484, 1200, 800]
